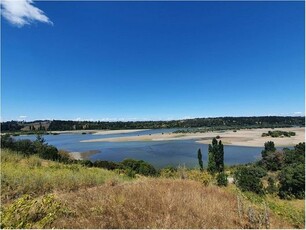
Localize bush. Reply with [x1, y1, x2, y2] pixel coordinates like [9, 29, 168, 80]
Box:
[283, 143, 305, 166]
[216, 172, 228, 186]
[14, 139, 36, 156]
[0, 194, 69, 229]
[93, 160, 120, 170]
[121, 159, 157, 176]
[160, 166, 177, 178]
[234, 166, 266, 195]
[278, 163, 305, 199]
[266, 177, 278, 194]
[39, 145, 61, 161]
[261, 151, 284, 171]
[187, 170, 213, 186]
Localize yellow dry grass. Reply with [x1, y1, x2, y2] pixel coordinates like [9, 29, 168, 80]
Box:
[53, 179, 297, 229]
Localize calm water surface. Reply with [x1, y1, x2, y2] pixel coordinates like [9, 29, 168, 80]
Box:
[14, 129, 264, 168]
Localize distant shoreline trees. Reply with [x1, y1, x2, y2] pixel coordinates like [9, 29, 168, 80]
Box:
[1, 116, 304, 132]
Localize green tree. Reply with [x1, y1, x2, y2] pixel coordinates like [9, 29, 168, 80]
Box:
[207, 138, 224, 173]
[234, 166, 267, 195]
[216, 172, 228, 186]
[197, 148, 203, 171]
[279, 163, 305, 199]
[261, 141, 276, 158]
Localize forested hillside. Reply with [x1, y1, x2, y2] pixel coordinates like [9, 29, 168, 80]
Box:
[1, 116, 304, 132]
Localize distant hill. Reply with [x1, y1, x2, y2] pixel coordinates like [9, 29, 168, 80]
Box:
[1, 116, 305, 132]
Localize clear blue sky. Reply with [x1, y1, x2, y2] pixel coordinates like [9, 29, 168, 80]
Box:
[1, 1, 305, 121]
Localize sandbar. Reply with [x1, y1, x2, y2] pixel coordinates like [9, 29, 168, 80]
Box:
[80, 127, 305, 147]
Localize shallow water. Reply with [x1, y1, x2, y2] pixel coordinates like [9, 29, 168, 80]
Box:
[14, 129, 266, 168]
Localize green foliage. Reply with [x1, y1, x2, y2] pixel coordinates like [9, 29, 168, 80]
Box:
[283, 142, 305, 166]
[2, 116, 304, 132]
[121, 159, 157, 176]
[261, 141, 276, 158]
[187, 170, 213, 186]
[93, 160, 120, 170]
[266, 177, 278, 194]
[0, 194, 70, 229]
[207, 138, 224, 173]
[261, 151, 284, 171]
[159, 166, 177, 178]
[216, 172, 228, 186]
[234, 166, 267, 195]
[262, 130, 296, 138]
[197, 148, 203, 171]
[278, 163, 305, 199]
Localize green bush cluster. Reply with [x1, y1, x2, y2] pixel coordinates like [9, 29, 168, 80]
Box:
[261, 130, 296, 138]
[234, 166, 267, 195]
[216, 172, 228, 186]
[236, 142, 305, 199]
[1, 134, 69, 162]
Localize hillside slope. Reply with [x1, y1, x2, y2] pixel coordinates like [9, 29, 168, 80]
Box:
[1, 149, 304, 229]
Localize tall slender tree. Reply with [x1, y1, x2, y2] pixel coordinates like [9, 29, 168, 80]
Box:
[197, 148, 203, 171]
[208, 138, 224, 173]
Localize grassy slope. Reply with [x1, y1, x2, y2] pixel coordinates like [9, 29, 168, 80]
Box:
[1, 149, 304, 229]
[1, 149, 130, 204]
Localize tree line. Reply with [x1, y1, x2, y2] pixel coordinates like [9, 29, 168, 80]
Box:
[1, 116, 304, 132]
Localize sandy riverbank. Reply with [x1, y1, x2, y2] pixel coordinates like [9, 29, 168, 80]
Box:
[50, 129, 149, 135]
[68, 150, 101, 160]
[80, 127, 305, 147]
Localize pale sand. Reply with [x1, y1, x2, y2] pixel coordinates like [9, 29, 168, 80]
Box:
[50, 129, 149, 135]
[69, 152, 83, 160]
[80, 127, 305, 147]
[92, 129, 150, 135]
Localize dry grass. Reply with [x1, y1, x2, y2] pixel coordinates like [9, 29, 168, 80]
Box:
[52, 178, 296, 229]
[54, 179, 238, 228]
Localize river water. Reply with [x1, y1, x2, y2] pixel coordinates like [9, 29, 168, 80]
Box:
[14, 129, 265, 168]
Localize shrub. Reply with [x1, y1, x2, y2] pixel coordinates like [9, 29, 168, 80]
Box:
[0, 194, 70, 229]
[187, 170, 213, 186]
[266, 177, 278, 194]
[121, 159, 157, 176]
[216, 172, 228, 186]
[93, 160, 120, 170]
[160, 166, 177, 178]
[261, 151, 284, 171]
[14, 139, 36, 156]
[283, 143, 305, 166]
[78, 160, 93, 167]
[234, 166, 266, 194]
[278, 163, 305, 199]
[39, 145, 61, 161]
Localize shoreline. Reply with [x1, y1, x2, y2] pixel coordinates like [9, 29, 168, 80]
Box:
[80, 127, 305, 147]
[50, 129, 150, 135]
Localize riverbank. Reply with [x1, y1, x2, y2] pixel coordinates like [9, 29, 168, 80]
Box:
[48, 129, 149, 135]
[80, 127, 305, 147]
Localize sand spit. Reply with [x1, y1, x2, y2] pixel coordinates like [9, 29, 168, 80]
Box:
[49, 129, 149, 135]
[80, 127, 305, 147]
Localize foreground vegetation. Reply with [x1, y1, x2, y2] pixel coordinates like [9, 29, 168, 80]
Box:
[1, 134, 305, 228]
[1, 148, 304, 228]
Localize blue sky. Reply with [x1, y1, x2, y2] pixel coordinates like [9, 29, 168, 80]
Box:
[1, 1, 305, 121]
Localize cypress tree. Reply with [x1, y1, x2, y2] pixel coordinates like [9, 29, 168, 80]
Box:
[208, 138, 224, 173]
[197, 148, 203, 171]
